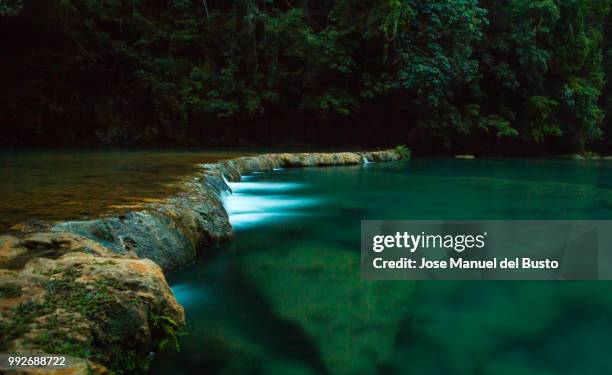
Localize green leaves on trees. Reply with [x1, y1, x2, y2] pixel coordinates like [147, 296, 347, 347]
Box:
[2, 0, 611, 151]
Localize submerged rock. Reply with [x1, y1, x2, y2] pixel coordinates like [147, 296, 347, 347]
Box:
[231, 245, 416, 375]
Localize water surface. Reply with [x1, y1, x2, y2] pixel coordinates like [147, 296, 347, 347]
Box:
[0, 150, 247, 231]
[154, 158, 612, 375]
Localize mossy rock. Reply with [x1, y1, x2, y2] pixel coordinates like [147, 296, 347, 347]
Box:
[0, 246, 184, 374]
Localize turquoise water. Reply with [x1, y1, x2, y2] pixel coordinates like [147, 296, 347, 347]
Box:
[153, 158, 612, 375]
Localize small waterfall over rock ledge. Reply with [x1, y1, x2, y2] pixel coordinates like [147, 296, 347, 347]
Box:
[0, 149, 406, 372]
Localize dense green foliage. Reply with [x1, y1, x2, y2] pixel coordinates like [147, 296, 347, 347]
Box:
[1, 0, 611, 153]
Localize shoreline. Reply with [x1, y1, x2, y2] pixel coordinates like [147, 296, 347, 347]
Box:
[0, 149, 406, 374]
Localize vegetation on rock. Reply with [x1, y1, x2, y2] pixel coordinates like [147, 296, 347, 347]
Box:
[0, 232, 185, 374]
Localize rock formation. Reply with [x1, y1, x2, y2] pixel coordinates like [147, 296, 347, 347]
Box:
[0, 149, 405, 373]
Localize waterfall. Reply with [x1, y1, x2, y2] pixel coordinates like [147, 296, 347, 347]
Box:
[221, 174, 233, 193]
[362, 155, 373, 164]
[221, 176, 314, 230]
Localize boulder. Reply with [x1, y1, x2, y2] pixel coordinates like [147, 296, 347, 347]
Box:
[0, 233, 184, 374]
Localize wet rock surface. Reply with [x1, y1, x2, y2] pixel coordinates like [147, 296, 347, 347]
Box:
[49, 150, 401, 274]
[0, 150, 405, 374]
[0, 232, 184, 374]
[52, 173, 233, 275]
[209, 150, 402, 182]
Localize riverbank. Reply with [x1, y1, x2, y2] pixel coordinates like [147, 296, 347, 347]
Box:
[0, 149, 406, 374]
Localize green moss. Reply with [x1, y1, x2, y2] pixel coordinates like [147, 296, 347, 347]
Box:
[0, 301, 45, 351]
[102, 348, 149, 374]
[395, 145, 411, 159]
[0, 283, 22, 298]
[32, 316, 92, 359]
[151, 312, 184, 352]
[43, 268, 120, 321]
[1, 266, 181, 374]
[0, 299, 85, 356]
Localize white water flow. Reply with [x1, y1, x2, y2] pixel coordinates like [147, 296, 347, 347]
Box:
[174, 170, 318, 307]
[362, 155, 373, 164]
[221, 172, 318, 230]
[221, 174, 230, 184]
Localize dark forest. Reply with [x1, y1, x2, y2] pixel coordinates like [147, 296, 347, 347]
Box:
[2, 0, 612, 154]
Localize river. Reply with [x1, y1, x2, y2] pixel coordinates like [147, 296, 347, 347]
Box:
[0, 150, 247, 232]
[152, 157, 612, 375]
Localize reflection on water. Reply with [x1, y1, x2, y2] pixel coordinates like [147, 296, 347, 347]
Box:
[0, 150, 247, 231]
[172, 283, 217, 309]
[153, 158, 612, 375]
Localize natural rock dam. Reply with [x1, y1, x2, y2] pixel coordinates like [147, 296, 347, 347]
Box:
[0, 149, 405, 374]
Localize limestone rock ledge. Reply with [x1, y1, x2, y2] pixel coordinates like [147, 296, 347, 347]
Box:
[0, 232, 184, 374]
[49, 149, 402, 274]
[209, 150, 402, 181]
[0, 149, 404, 374]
